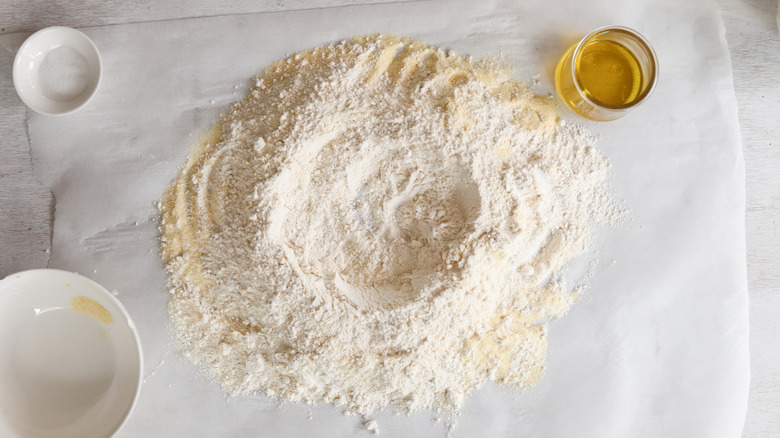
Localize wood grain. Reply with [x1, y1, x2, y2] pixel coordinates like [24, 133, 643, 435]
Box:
[719, 0, 780, 436]
[0, 0, 413, 33]
[0, 46, 53, 277]
[1, 1, 778, 436]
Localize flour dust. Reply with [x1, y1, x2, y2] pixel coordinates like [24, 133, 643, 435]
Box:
[160, 34, 618, 420]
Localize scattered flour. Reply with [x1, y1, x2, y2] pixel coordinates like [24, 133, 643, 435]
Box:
[160, 34, 618, 418]
[364, 419, 379, 434]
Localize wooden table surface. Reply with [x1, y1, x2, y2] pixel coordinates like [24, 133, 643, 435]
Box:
[1, 1, 778, 436]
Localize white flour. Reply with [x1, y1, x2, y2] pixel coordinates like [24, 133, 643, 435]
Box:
[160, 35, 618, 418]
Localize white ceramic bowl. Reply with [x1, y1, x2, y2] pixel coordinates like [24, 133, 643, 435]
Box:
[0, 269, 142, 438]
[13, 26, 102, 115]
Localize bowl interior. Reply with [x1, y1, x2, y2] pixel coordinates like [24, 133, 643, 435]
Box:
[13, 27, 102, 115]
[0, 270, 141, 438]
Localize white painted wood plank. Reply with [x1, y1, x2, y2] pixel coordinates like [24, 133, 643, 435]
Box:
[0, 45, 53, 277]
[719, 0, 780, 436]
[0, 0, 413, 33]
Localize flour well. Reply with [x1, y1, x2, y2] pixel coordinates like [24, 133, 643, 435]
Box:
[160, 35, 618, 416]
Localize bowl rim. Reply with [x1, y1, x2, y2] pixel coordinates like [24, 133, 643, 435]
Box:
[0, 268, 144, 438]
[12, 26, 103, 116]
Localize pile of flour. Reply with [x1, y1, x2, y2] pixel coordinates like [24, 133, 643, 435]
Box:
[160, 35, 618, 416]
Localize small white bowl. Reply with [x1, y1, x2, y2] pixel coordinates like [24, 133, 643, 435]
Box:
[0, 269, 142, 438]
[13, 26, 102, 116]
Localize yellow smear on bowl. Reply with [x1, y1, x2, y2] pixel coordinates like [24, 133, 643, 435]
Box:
[71, 295, 113, 324]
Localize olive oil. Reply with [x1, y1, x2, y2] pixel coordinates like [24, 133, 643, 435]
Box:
[554, 26, 657, 121]
[575, 39, 642, 107]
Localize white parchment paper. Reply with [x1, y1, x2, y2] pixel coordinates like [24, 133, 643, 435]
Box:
[22, 0, 748, 436]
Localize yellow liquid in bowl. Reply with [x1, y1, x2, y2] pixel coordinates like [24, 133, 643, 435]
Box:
[575, 39, 642, 107]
